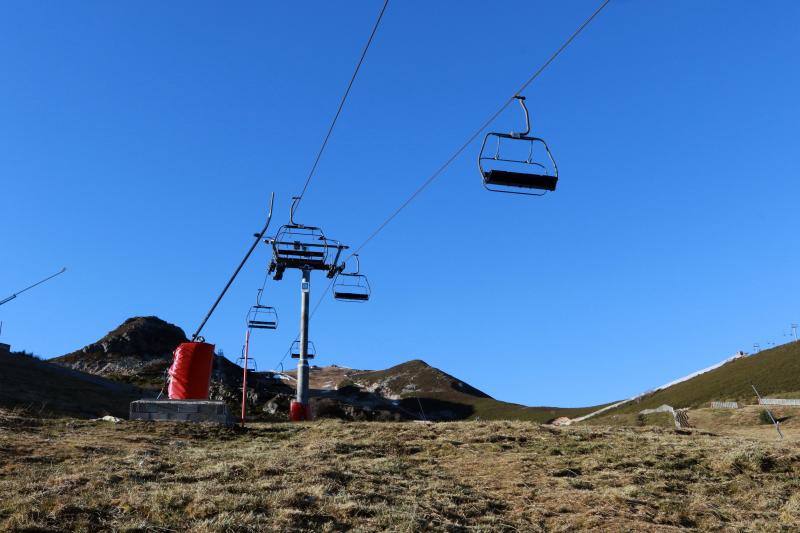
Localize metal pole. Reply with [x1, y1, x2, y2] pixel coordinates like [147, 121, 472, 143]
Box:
[792, 324, 798, 342]
[0, 267, 67, 307]
[752, 384, 783, 439]
[241, 328, 250, 427]
[191, 193, 274, 341]
[297, 269, 311, 413]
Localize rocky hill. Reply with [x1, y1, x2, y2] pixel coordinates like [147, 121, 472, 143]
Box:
[289, 360, 602, 422]
[51, 316, 294, 419]
[52, 316, 187, 388]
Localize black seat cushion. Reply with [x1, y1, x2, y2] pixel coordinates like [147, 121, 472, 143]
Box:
[335, 292, 369, 301]
[483, 170, 557, 191]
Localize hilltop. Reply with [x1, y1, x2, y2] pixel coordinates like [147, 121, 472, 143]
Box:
[283, 360, 602, 422]
[6, 316, 601, 422]
[52, 316, 188, 388]
[330, 359, 603, 422]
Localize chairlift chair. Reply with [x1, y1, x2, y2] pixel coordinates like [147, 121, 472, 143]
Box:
[333, 255, 371, 302]
[478, 96, 558, 196]
[267, 198, 346, 280]
[290, 340, 316, 360]
[236, 354, 258, 372]
[246, 289, 278, 330]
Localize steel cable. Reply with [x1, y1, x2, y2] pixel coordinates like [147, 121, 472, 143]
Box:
[293, 0, 390, 214]
[272, 0, 611, 371]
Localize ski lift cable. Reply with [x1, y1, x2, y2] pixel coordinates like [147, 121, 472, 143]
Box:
[271, 0, 611, 370]
[293, 0, 390, 215]
[347, 0, 611, 260]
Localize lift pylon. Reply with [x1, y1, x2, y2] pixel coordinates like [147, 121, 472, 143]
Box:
[265, 198, 350, 421]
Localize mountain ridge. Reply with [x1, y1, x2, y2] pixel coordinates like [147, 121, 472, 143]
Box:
[38, 316, 601, 422]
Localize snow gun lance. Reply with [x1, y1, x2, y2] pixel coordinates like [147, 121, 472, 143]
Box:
[0, 267, 67, 307]
[190, 193, 275, 341]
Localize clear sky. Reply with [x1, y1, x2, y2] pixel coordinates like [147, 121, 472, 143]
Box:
[2, 1, 799, 407]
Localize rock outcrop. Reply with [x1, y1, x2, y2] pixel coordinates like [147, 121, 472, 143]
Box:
[53, 316, 187, 387]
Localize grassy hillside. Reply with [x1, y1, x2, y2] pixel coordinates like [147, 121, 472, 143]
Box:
[596, 342, 800, 418]
[0, 352, 148, 418]
[340, 360, 604, 422]
[2, 418, 799, 530]
[465, 396, 612, 423]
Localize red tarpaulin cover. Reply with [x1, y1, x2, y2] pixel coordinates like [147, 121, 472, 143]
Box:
[290, 400, 309, 421]
[168, 342, 215, 400]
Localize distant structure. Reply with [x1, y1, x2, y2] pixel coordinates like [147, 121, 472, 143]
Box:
[758, 398, 800, 407]
[710, 401, 739, 409]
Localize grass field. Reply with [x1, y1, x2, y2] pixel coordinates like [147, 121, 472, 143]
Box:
[2, 411, 799, 531]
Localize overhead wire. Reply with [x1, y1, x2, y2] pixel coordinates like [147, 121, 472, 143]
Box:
[266, 0, 389, 371]
[271, 0, 611, 372]
[292, 0, 390, 214]
[320, 0, 614, 309]
[348, 0, 611, 259]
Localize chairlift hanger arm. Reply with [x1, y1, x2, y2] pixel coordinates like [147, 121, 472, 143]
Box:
[510, 96, 530, 138]
[191, 192, 275, 341]
[0, 267, 67, 307]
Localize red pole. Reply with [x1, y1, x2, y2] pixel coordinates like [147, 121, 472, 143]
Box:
[241, 329, 250, 426]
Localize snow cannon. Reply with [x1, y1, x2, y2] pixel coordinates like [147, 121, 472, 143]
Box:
[168, 341, 215, 400]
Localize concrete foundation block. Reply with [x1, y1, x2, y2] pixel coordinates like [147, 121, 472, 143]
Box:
[130, 399, 232, 425]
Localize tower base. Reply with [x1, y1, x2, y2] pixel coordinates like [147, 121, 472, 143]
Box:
[129, 399, 232, 425]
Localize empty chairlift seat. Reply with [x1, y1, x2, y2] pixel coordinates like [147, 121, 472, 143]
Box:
[290, 340, 316, 360]
[333, 255, 371, 302]
[246, 289, 278, 330]
[247, 309, 277, 329]
[334, 287, 369, 301]
[478, 96, 558, 196]
[481, 169, 558, 191]
[236, 355, 257, 371]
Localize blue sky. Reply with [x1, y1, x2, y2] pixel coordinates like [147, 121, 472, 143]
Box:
[2, 1, 799, 407]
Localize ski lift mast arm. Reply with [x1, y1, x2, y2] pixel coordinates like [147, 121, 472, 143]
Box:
[190, 192, 275, 342]
[0, 267, 67, 307]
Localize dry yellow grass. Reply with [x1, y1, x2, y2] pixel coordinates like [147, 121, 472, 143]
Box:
[1, 411, 799, 531]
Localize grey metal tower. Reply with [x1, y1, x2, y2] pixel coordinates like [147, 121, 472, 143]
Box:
[265, 198, 348, 420]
